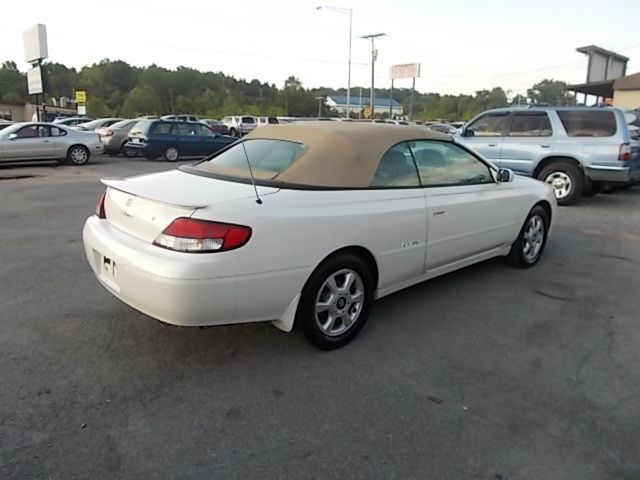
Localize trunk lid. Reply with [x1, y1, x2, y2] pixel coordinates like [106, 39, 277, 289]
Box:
[102, 169, 278, 243]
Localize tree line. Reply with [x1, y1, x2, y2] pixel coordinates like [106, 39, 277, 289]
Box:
[0, 59, 576, 121]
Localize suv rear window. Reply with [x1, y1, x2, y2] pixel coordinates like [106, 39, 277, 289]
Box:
[193, 139, 306, 180]
[241, 116, 255, 124]
[557, 110, 617, 137]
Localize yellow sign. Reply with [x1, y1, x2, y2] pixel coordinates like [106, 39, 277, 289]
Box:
[363, 106, 372, 119]
[75, 90, 87, 103]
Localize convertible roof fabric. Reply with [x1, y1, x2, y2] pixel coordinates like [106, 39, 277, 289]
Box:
[253, 122, 450, 187]
[197, 121, 452, 187]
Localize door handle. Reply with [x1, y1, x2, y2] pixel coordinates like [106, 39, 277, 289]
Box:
[487, 144, 496, 147]
[42, 140, 50, 143]
[540, 144, 550, 148]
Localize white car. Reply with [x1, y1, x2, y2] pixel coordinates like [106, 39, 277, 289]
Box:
[0, 122, 103, 165]
[83, 122, 556, 349]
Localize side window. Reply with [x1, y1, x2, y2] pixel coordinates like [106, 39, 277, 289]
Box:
[174, 123, 197, 136]
[557, 110, 617, 137]
[466, 113, 509, 137]
[50, 127, 66, 137]
[16, 125, 48, 138]
[508, 113, 552, 137]
[410, 141, 493, 187]
[151, 122, 173, 135]
[194, 124, 214, 136]
[371, 142, 420, 188]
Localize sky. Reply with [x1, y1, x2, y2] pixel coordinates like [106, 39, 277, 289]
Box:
[1, 0, 640, 98]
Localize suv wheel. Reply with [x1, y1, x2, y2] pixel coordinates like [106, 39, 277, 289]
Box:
[537, 161, 583, 206]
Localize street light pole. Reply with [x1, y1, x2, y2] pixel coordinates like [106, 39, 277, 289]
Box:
[360, 33, 385, 119]
[316, 6, 353, 118]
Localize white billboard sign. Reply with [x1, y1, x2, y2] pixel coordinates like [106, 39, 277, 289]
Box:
[27, 66, 43, 95]
[24, 24, 48, 64]
[390, 63, 421, 80]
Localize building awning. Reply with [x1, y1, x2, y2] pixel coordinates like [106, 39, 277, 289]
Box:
[566, 80, 614, 98]
[614, 72, 640, 91]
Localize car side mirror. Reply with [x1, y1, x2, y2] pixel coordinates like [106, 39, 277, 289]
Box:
[8, 133, 18, 140]
[461, 129, 474, 137]
[496, 168, 514, 183]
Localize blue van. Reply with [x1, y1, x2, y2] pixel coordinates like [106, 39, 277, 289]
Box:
[126, 120, 236, 162]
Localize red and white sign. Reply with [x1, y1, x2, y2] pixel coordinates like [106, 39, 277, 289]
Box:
[390, 63, 421, 80]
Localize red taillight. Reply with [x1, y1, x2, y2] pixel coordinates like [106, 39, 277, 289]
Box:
[153, 218, 252, 253]
[619, 143, 631, 162]
[104, 129, 114, 137]
[96, 191, 106, 219]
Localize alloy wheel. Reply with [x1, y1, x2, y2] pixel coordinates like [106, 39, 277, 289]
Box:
[522, 214, 545, 262]
[314, 268, 365, 337]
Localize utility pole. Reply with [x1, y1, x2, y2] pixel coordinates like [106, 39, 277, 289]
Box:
[316, 6, 353, 118]
[315, 96, 325, 117]
[360, 33, 385, 119]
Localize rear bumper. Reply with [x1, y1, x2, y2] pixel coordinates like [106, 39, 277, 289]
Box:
[82, 216, 307, 327]
[584, 165, 640, 184]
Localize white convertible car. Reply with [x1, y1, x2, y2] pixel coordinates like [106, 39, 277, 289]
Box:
[83, 122, 556, 349]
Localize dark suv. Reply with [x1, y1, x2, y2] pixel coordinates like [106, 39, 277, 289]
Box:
[126, 120, 235, 161]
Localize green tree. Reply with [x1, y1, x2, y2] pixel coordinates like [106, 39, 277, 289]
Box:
[0, 61, 27, 103]
[527, 79, 576, 106]
[121, 85, 162, 117]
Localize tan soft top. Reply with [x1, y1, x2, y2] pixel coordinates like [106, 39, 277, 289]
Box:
[211, 121, 452, 188]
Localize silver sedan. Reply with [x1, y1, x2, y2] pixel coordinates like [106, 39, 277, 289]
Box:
[0, 122, 103, 165]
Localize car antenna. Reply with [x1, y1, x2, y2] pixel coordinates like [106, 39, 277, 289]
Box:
[240, 140, 262, 205]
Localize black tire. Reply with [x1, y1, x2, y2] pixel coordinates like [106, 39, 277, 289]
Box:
[296, 254, 375, 350]
[66, 145, 90, 165]
[600, 185, 619, 194]
[229, 128, 238, 138]
[507, 205, 549, 269]
[123, 144, 138, 158]
[582, 178, 601, 197]
[106, 150, 119, 157]
[163, 146, 179, 162]
[537, 161, 583, 206]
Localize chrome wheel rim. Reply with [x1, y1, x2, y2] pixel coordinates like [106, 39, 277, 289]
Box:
[166, 148, 178, 161]
[315, 268, 365, 337]
[523, 214, 545, 262]
[70, 148, 88, 164]
[544, 171, 572, 199]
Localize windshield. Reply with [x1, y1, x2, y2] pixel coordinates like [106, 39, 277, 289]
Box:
[193, 139, 306, 180]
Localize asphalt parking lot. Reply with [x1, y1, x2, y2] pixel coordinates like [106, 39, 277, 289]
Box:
[1, 155, 639, 480]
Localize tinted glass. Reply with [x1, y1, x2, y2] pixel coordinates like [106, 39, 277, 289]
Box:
[174, 123, 197, 136]
[557, 110, 616, 137]
[16, 125, 49, 138]
[150, 122, 174, 135]
[467, 113, 508, 136]
[508, 113, 552, 137]
[371, 142, 420, 188]
[410, 141, 493, 186]
[195, 139, 306, 179]
[130, 120, 152, 135]
[194, 124, 214, 136]
[110, 120, 136, 130]
[268, 117, 278, 124]
[241, 116, 255, 124]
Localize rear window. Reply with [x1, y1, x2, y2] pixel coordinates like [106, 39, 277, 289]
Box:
[194, 139, 306, 180]
[241, 116, 255, 124]
[557, 110, 617, 137]
[110, 119, 136, 130]
[130, 120, 152, 135]
[508, 113, 552, 137]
